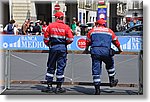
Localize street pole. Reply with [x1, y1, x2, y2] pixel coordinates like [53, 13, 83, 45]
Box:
[9, 0, 12, 20]
[106, 1, 110, 28]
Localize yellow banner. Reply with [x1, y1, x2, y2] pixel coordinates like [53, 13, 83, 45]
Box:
[98, 5, 107, 8]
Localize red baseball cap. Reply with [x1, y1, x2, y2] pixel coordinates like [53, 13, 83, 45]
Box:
[54, 12, 64, 18]
[97, 18, 106, 25]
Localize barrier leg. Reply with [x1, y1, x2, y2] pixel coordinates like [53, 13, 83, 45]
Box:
[8, 50, 11, 89]
[4, 50, 8, 90]
[0, 51, 7, 94]
[138, 50, 143, 95]
[4, 50, 11, 90]
[71, 51, 74, 84]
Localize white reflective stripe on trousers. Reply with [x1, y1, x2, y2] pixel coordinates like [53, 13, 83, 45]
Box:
[46, 73, 54, 77]
[109, 72, 116, 77]
[56, 75, 65, 79]
[107, 68, 115, 72]
[93, 79, 101, 82]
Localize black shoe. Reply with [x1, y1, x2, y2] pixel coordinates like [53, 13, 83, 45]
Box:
[95, 89, 100, 95]
[41, 86, 53, 93]
[94, 85, 100, 95]
[110, 79, 118, 87]
[55, 87, 66, 94]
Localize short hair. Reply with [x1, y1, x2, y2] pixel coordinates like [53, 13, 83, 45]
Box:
[9, 19, 15, 24]
[56, 16, 64, 20]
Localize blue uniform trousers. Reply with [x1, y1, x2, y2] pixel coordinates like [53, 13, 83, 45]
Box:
[45, 46, 67, 83]
[91, 54, 115, 86]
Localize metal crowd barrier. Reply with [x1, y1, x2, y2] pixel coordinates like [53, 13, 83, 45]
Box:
[1, 51, 143, 94]
[0, 50, 11, 93]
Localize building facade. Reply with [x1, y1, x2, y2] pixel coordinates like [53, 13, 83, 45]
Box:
[0, 0, 98, 28]
[0, 0, 143, 31]
[0, 0, 9, 26]
[78, 0, 97, 24]
[109, 0, 143, 31]
[126, 0, 143, 22]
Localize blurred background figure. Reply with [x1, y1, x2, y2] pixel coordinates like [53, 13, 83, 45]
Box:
[21, 19, 30, 35]
[14, 24, 19, 35]
[42, 21, 48, 34]
[0, 24, 3, 33]
[6, 19, 16, 34]
[27, 21, 34, 35]
[75, 21, 81, 36]
[33, 20, 42, 35]
[71, 17, 77, 36]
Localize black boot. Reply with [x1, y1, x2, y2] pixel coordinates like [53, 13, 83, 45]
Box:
[94, 85, 100, 95]
[41, 82, 53, 93]
[55, 82, 66, 94]
[109, 77, 118, 87]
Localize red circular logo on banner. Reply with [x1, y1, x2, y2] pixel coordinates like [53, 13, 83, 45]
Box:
[54, 4, 60, 11]
[99, 14, 105, 19]
[77, 38, 86, 49]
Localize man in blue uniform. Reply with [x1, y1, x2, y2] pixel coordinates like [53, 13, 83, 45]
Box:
[84, 18, 122, 95]
[43, 12, 74, 93]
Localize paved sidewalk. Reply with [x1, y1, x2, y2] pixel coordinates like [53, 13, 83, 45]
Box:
[2, 84, 139, 95]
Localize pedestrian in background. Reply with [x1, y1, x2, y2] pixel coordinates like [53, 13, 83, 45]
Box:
[43, 11, 74, 94]
[42, 21, 48, 34]
[6, 19, 15, 34]
[84, 18, 122, 95]
[34, 21, 41, 35]
[28, 21, 34, 35]
[71, 17, 77, 36]
[75, 21, 81, 36]
[14, 24, 19, 35]
[21, 19, 30, 35]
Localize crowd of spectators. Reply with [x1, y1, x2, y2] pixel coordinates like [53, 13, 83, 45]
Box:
[3, 19, 48, 35]
[3, 17, 113, 36]
[3, 18, 83, 36]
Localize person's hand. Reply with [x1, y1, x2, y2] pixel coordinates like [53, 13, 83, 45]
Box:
[82, 50, 89, 54]
[117, 47, 123, 54]
[114, 49, 122, 54]
[118, 50, 123, 54]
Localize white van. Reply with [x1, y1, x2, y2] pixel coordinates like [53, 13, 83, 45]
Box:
[86, 22, 95, 30]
